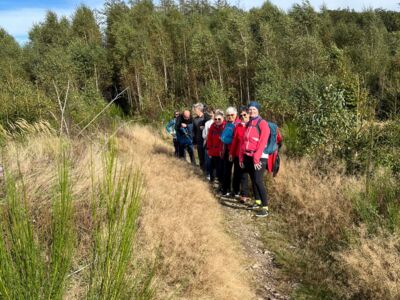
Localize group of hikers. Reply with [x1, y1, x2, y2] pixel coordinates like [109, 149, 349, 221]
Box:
[165, 101, 282, 218]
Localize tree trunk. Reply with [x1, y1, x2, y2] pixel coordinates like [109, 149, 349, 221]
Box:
[163, 56, 168, 92]
[183, 37, 191, 100]
[135, 69, 143, 111]
[217, 55, 223, 89]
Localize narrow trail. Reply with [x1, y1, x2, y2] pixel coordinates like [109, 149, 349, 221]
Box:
[218, 196, 293, 300]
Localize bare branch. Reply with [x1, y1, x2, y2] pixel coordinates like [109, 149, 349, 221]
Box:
[77, 87, 129, 137]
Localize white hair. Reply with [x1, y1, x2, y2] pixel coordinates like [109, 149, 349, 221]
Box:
[215, 109, 224, 117]
[192, 103, 204, 112]
[226, 106, 237, 115]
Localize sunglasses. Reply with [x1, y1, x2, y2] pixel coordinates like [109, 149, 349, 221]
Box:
[214, 118, 223, 121]
[240, 113, 247, 117]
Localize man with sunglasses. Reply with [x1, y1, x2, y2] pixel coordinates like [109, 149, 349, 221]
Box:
[165, 111, 180, 157]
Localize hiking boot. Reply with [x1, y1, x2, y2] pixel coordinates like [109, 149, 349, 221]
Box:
[220, 192, 231, 198]
[249, 200, 262, 210]
[255, 207, 269, 218]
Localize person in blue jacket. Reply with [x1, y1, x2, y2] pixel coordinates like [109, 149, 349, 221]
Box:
[165, 111, 180, 157]
[175, 110, 195, 164]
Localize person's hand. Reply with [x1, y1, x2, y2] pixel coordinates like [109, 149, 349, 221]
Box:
[239, 161, 244, 168]
[181, 123, 187, 128]
[200, 126, 204, 130]
[228, 154, 233, 162]
[254, 162, 262, 170]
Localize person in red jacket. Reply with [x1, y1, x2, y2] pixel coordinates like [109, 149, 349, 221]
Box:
[239, 101, 270, 217]
[206, 110, 225, 184]
[229, 106, 250, 201]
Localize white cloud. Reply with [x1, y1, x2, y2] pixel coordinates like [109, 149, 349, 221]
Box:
[0, 1, 105, 42]
[0, 7, 74, 37]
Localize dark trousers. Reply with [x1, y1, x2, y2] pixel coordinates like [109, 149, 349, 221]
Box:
[196, 143, 205, 171]
[179, 143, 195, 164]
[233, 157, 249, 196]
[222, 149, 233, 194]
[210, 156, 223, 183]
[205, 147, 212, 177]
[243, 155, 268, 206]
[173, 138, 179, 157]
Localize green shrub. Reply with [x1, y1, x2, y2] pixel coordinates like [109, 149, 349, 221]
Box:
[0, 150, 74, 299]
[353, 168, 400, 233]
[87, 147, 154, 299]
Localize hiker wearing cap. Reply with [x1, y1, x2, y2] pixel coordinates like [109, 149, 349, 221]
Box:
[220, 106, 240, 197]
[206, 110, 225, 185]
[239, 101, 270, 217]
[229, 106, 250, 202]
[165, 111, 180, 157]
[192, 103, 206, 171]
[175, 110, 195, 164]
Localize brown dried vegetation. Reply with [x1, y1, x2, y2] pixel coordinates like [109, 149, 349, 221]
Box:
[1, 123, 255, 299]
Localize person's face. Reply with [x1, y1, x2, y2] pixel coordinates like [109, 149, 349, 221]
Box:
[248, 107, 259, 118]
[193, 108, 202, 117]
[226, 112, 236, 123]
[183, 111, 190, 120]
[239, 111, 249, 123]
[214, 115, 224, 125]
[174, 112, 180, 118]
[209, 112, 215, 120]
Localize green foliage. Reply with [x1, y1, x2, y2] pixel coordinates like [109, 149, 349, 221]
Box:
[353, 168, 400, 234]
[291, 78, 356, 156]
[0, 79, 54, 127]
[200, 79, 229, 109]
[0, 151, 74, 299]
[87, 146, 154, 299]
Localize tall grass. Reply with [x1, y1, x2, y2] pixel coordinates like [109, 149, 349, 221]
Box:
[353, 168, 400, 234]
[87, 146, 153, 299]
[0, 149, 74, 299]
[45, 151, 75, 299]
[263, 157, 400, 299]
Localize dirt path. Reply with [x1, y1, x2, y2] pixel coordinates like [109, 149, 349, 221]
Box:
[218, 197, 293, 300]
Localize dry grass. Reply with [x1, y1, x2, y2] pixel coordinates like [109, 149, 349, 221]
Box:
[339, 230, 400, 299]
[0, 122, 255, 299]
[270, 157, 360, 250]
[265, 156, 400, 298]
[115, 125, 254, 299]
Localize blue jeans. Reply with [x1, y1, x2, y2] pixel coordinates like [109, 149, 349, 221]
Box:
[179, 143, 195, 164]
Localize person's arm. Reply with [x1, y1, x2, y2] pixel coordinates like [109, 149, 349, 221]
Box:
[165, 119, 174, 134]
[277, 129, 283, 149]
[202, 122, 209, 140]
[175, 116, 182, 133]
[229, 127, 239, 157]
[207, 126, 213, 155]
[253, 120, 270, 165]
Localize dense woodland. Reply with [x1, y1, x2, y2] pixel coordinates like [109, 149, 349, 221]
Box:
[1, 0, 400, 170]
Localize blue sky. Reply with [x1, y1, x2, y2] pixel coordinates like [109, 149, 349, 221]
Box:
[0, 0, 399, 44]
